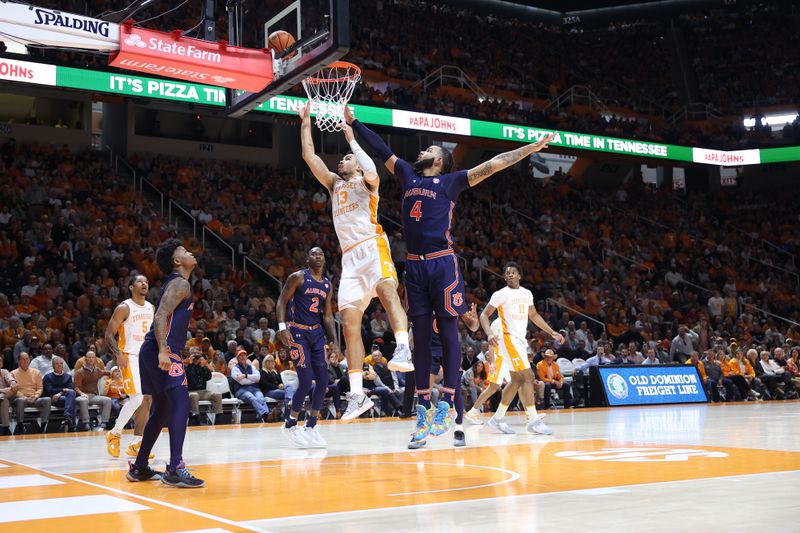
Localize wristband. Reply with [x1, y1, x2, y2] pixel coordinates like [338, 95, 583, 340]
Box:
[278, 323, 287, 331]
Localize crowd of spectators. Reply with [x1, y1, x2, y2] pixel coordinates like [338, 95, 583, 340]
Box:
[3, 95, 800, 428]
[7, 1, 799, 149]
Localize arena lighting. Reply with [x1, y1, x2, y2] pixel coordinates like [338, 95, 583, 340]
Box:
[742, 113, 798, 128]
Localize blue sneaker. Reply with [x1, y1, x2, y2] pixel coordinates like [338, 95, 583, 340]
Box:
[430, 401, 455, 437]
[411, 404, 433, 443]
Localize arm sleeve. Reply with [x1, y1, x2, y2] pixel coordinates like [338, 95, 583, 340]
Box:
[351, 120, 394, 163]
[444, 170, 470, 199]
[349, 140, 377, 174]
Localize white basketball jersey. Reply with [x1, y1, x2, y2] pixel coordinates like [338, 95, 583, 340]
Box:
[331, 175, 384, 253]
[489, 286, 533, 343]
[119, 298, 155, 355]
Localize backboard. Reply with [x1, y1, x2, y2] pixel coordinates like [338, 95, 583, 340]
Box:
[225, 0, 349, 118]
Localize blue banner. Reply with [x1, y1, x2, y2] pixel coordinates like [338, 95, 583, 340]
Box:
[598, 365, 708, 406]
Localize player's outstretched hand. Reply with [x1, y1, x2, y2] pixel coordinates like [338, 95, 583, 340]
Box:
[463, 303, 479, 332]
[531, 132, 556, 152]
[342, 121, 355, 143]
[343, 105, 355, 124]
[552, 332, 565, 344]
[297, 102, 311, 120]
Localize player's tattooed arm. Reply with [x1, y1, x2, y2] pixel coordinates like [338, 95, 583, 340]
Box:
[153, 278, 190, 370]
[298, 103, 337, 190]
[467, 133, 555, 187]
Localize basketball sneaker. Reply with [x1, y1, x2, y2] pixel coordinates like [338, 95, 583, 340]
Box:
[526, 418, 554, 435]
[411, 404, 434, 445]
[126, 441, 154, 459]
[429, 401, 455, 437]
[464, 409, 484, 425]
[341, 392, 374, 421]
[303, 426, 327, 448]
[388, 344, 414, 372]
[161, 463, 205, 488]
[453, 430, 466, 447]
[487, 416, 515, 434]
[126, 461, 162, 482]
[106, 431, 120, 458]
[407, 434, 427, 449]
[282, 424, 309, 448]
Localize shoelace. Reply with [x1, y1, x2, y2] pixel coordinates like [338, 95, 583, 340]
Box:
[433, 404, 449, 426]
[415, 408, 428, 428]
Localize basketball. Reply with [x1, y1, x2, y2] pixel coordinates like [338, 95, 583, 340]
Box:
[268, 30, 296, 58]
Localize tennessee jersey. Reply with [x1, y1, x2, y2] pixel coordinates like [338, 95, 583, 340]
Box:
[118, 298, 155, 355]
[331, 175, 384, 253]
[489, 286, 534, 344]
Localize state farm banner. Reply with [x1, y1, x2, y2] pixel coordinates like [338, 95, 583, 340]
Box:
[109, 24, 273, 92]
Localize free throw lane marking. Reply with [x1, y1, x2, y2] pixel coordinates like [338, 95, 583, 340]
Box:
[0, 495, 148, 523]
[0, 474, 64, 489]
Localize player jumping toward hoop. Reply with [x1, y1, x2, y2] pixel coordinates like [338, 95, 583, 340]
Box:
[346, 106, 554, 441]
[298, 104, 412, 422]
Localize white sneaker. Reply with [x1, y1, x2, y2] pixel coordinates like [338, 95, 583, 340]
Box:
[303, 426, 327, 448]
[341, 392, 375, 421]
[281, 425, 309, 448]
[464, 410, 484, 425]
[526, 418, 554, 435]
[487, 416, 515, 434]
[388, 344, 414, 372]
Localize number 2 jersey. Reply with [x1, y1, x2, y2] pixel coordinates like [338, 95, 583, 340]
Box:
[288, 269, 331, 327]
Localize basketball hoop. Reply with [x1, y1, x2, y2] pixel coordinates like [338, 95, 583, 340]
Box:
[302, 61, 361, 133]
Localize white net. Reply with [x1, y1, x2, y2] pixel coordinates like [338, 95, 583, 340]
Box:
[301, 61, 361, 132]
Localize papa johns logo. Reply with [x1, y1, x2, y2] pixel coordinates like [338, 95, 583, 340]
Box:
[606, 373, 628, 400]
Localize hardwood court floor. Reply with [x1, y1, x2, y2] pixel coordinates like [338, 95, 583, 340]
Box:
[1, 401, 799, 532]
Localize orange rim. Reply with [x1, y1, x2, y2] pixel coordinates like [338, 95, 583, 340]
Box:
[304, 61, 361, 85]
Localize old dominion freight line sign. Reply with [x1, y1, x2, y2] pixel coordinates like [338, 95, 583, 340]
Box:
[2, 57, 799, 165]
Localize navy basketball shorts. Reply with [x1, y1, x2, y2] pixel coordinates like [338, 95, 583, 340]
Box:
[288, 325, 327, 368]
[139, 341, 187, 395]
[405, 252, 468, 318]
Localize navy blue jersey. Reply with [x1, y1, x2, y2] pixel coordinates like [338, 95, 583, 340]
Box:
[142, 272, 193, 354]
[288, 269, 330, 326]
[396, 159, 469, 255]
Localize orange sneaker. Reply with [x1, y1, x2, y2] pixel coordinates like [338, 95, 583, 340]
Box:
[106, 431, 120, 458]
[126, 441, 154, 459]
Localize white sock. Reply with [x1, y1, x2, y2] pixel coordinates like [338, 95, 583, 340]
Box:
[495, 403, 509, 418]
[349, 371, 363, 396]
[112, 394, 143, 435]
[455, 424, 464, 432]
[395, 330, 409, 347]
[468, 407, 480, 416]
[131, 435, 142, 446]
[526, 405, 538, 422]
